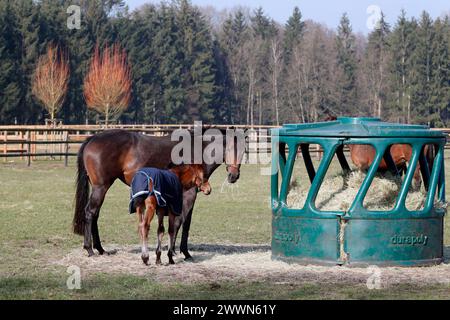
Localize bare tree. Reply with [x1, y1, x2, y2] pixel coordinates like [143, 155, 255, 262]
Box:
[281, 22, 343, 123]
[84, 44, 132, 127]
[269, 37, 283, 126]
[243, 39, 258, 126]
[228, 33, 249, 124]
[32, 44, 69, 121]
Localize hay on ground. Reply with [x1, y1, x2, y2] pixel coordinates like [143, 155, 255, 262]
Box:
[50, 244, 450, 288]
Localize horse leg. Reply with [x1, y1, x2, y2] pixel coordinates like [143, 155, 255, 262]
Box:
[141, 197, 156, 265]
[92, 210, 115, 255]
[91, 182, 116, 255]
[412, 166, 422, 190]
[156, 211, 164, 265]
[91, 217, 105, 254]
[180, 188, 197, 261]
[168, 213, 177, 265]
[171, 215, 183, 256]
[84, 185, 108, 257]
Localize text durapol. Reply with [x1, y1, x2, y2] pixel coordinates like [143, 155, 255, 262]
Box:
[391, 234, 428, 246]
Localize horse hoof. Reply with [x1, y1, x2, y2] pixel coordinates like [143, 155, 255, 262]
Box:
[156, 259, 162, 265]
[182, 252, 193, 262]
[142, 254, 150, 265]
[85, 248, 95, 257]
[105, 249, 118, 256]
[169, 259, 175, 265]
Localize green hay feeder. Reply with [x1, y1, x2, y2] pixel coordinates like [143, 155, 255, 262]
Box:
[271, 117, 447, 266]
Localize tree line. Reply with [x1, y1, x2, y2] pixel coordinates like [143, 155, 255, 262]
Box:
[0, 0, 449, 126]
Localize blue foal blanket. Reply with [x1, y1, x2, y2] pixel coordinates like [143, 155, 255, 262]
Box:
[129, 167, 183, 216]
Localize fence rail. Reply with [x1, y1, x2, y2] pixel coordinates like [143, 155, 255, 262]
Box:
[1, 124, 449, 166]
[0, 124, 276, 166]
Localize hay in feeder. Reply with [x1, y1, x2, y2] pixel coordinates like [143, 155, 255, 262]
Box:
[287, 171, 432, 212]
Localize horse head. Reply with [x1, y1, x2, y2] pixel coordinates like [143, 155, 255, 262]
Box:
[190, 125, 247, 184]
[224, 127, 247, 183]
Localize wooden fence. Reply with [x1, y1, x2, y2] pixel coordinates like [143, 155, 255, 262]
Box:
[1, 124, 449, 166]
[0, 124, 275, 166]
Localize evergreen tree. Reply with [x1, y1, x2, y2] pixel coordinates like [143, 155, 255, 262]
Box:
[365, 12, 390, 118]
[0, 2, 448, 126]
[154, 3, 184, 123]
[0, 0, 22, 124]
[411, 11, 434, 124]
[176, 0, 217, 122]
[283, 6, 305, 64]
[335, 13, 358, 114]
[389, 10, 417, 123]
[15, 0, 44, 124]
[429, 17, 450, 127]
[218, 10, 249, 124]
[119, 4, 160, 123]
[251, 7, 272, 39]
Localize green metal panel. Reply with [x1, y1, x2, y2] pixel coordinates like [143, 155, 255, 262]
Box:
[272, 117, 446, 138]
[272, 216, 339, 265]
[345, 217, 444, 267]
[271, 117, 447, 267]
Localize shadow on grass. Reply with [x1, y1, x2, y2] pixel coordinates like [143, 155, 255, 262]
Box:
[127, 243, 271, 262]
[128, 243, 270, 254]
[443, 246, 450, 264]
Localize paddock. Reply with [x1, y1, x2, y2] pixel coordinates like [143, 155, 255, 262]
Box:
[1, 159, 450, 299]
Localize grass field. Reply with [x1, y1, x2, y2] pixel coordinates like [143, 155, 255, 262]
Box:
[1, 158, 450, 300]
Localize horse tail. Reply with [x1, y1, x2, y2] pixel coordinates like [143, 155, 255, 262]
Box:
[425, 144, 436, 171]
[73, 136, 93, 235]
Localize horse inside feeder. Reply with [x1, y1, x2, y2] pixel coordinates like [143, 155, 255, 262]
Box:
[271, 117, 447, 267]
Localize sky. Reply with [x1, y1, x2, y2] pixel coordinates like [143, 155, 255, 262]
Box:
[125, 0, 450, 34]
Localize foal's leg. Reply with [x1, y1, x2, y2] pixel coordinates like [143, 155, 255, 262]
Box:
[156, 210, 165, 265]
[84, 185, 108, 257]
[141, 197, 156, 265]
[136, 204, 149, 265]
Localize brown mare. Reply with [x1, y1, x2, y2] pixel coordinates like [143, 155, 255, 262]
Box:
[73, 128, 245, 260]
[134, 164, 212, 265]
[323, 115, 435, 187]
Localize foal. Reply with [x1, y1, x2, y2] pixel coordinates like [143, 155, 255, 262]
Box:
[129, 164, 211, 265]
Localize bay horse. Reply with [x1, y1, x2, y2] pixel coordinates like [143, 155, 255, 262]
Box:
[132, 164, 212, 265]
[323, 115, 435, 188]
[348, 144, 435, 188]
[73, 127, 245, 259]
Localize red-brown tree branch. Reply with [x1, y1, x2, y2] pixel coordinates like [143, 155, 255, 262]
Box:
[84, 44, 132, 126]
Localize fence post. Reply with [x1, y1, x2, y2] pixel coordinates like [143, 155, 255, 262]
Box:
[3, 131, 6, 163]
[316, 144, 322, 161]
[64, 131, 69, 167]
[26, 131, 31, 167]
[20, 131, 24, 160]
[31, 131, 36, 161]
